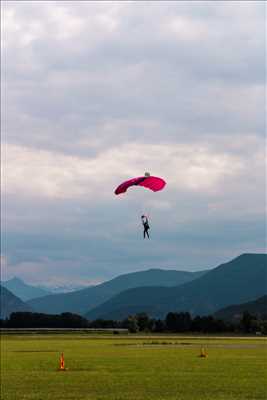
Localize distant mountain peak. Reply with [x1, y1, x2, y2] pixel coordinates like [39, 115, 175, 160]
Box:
[235, 253, 266, 260]
[2, 277, 52, 302]
[8, 277, 24, 283]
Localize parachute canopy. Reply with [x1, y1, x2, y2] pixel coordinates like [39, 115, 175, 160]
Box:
[114, 175, 166, 195]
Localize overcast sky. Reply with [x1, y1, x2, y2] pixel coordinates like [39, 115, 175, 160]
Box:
[1, 1, 266, 286]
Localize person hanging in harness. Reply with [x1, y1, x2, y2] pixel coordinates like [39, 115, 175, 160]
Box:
[141, 215, 150, 239]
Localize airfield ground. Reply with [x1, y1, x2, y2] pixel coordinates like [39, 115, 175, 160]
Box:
[1, 333, 266, 400]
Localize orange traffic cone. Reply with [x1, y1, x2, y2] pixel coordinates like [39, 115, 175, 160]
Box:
[58, 352, 67, 371]
[199, 346, 207, 358]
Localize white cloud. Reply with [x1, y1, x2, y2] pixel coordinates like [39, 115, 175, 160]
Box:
[165, 15, 209, 41]
[2, 141, 249, 201]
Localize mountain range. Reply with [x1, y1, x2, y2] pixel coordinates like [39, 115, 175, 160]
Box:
[214, 295, 267, 321]
[0, 286, 33, 319]
[27, 269, 206, 315]
[86, 254, 267, 320]
[37, 283, 90, 294]
[2, 253, 266, 321]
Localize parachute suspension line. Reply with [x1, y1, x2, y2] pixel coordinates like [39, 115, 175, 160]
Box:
[143, 173, 150, 223]
[142, 173, 150, 221]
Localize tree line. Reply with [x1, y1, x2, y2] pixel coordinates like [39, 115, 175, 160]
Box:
[0, 310, 266, 334]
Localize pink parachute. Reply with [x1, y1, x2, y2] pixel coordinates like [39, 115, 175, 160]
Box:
[114, 174, 166, 195]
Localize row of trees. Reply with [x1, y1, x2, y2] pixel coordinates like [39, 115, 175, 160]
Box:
[0, 312, 89, 328]
[1, 311, 266, 334]
[97, 311, 267, 334]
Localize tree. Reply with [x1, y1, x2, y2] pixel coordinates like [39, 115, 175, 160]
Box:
[153, 319, 165, 332]
[122, 316, 139, 333]
[165, 312, 179, 331]
[165, 312, 192, 332]
[136, 313, 151, 331]
[241, 311, 254, 333]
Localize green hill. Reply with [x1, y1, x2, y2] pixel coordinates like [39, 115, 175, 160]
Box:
[28, 269, 206, 315]
[86, 254, 267, 320]
[0, 286, 33, 319]
[214, 295, 267, 321]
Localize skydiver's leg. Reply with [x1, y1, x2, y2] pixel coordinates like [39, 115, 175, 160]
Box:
[143, 229, 146, 239]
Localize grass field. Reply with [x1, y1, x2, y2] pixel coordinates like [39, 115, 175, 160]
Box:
[1, 333, 266, 400]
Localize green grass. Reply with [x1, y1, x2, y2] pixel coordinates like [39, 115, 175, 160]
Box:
[1, 334, 267, 400]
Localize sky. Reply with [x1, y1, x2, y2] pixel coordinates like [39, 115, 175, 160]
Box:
[1, 1, 266, 286]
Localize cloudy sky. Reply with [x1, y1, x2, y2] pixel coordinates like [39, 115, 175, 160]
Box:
[1, 1, 266, 286]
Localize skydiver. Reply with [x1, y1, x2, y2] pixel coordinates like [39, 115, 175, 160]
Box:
[141, 215, 150, 239]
